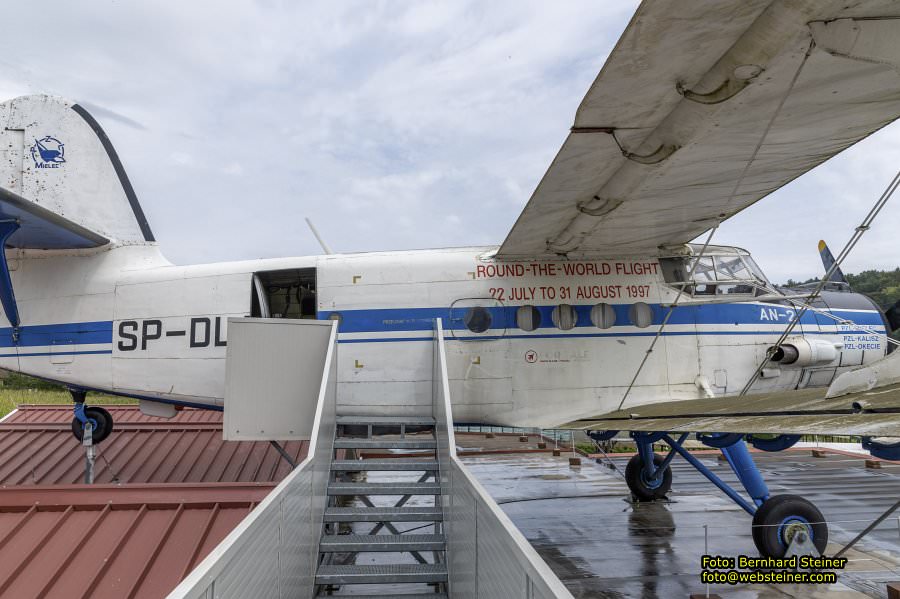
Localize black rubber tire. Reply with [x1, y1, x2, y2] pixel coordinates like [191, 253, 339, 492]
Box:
[752, 494, 828, 558]
[625, 453, 672, 501]
[71, 406, 114, 444]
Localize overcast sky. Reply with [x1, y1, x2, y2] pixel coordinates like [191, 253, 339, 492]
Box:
[3, 0, 900, 283]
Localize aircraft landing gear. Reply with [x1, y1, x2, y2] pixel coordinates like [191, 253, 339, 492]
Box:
[70, 390, 113, 444]
[590, 429, 832, 558]
[752, 494, 828, 558]
[625, 453, 672, 500]
[624, 432, 677, 501]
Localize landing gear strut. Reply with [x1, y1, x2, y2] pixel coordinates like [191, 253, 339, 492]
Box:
[70, 390, 113, 444]
[592, 429, 831, 558]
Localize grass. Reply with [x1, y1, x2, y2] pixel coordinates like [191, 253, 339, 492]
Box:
[0, 372, 135, 420]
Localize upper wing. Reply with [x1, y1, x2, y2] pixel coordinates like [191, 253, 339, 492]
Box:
[498, 0, 900, 258]
[563, 385, 900, 437]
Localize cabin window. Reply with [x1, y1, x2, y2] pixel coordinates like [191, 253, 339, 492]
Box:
[630, 302, 653, 328]
[464, 306, 492, 333]
[590, 303, 616, 329]
[516, 305, 541, 331]
[251, 268, 317, 319]
[552, 304, 577, 330]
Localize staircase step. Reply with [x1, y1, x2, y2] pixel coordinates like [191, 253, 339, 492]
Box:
[331, 459, 439, 471]
[328, 482, 441, 496]
[315, 563, 447, 585]
[319, 533, 446, 552]
[336, 415, 436, 426]
[333, 438, 436, 450]
[322, 595, 447, 599]
[324, 506, 443, 522]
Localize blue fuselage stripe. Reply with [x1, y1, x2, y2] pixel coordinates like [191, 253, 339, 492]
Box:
[319, 304, 885, 334]
[0, 304, 884, 351]
[0, 320, 113, 348]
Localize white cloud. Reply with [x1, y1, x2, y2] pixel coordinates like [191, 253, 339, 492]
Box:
[2, 0, 899, 287]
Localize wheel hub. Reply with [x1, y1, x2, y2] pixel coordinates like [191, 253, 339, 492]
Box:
[640, 469, 663, 489]
[779, 517, 811, 546]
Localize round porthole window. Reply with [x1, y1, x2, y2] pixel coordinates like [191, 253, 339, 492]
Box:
[629, 302, 653, 328]
[464, 306, 492, 333]
[590, 303, 616, 329]
[551, 304, 577, 330]
[516, 305, 541, 331]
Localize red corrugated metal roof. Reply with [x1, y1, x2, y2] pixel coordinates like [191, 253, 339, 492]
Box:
[0, 405, 308, 598]
[0, 405, 308, 484]
[0, 483, 272, 599]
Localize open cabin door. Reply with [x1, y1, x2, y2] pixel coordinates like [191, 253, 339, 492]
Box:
[251, 268, 317, 320]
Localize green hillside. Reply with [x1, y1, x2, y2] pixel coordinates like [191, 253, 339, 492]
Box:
[845, 269, 900, 311]
[784, 268, 900, 312]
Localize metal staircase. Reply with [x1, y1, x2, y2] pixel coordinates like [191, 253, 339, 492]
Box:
[314, 414, 448, 597]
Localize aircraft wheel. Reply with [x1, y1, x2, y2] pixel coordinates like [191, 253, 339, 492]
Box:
[751, 494, 827, 558]
[71, 407, 114, 444]
[625, 453, 672, 501]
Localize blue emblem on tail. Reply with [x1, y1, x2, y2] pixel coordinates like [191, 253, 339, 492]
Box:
[30, 136, 65, 168]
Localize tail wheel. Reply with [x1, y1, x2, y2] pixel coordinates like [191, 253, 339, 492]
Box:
[752, 494, 828, 558]
[625, 453, 672, 501]
[71, 407, 114, 444]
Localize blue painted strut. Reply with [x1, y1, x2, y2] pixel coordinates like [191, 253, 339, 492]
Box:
[636, 433, 657, 480]
[661, 434, 758, 515]
[73, 400, 88, 425]
[633, 431, 686, 482]
[721, 440, 770, 506]
[0, 220, 20, 332]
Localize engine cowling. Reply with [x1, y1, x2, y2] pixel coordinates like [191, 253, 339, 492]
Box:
[769, 337, 842, 367]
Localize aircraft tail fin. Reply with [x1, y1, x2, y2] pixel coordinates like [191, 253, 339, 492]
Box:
[0, 95, 154, 249]
[818, 240, 848, 284]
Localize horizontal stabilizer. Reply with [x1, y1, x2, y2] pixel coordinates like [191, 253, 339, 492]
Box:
[0, 186, 108, 249]
[0, 95, 154, 249]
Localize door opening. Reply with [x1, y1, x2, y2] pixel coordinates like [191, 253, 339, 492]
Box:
[251, 268, 317, 319]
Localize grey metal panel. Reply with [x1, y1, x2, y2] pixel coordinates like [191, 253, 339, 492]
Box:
[224, 318, 333, 441]
[477, 503, 526, 599]
[447, 467, 478, 598]
[167, 322, 338, 599]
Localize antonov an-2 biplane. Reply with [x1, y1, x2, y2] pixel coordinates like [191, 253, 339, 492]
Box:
[2, 0, 900, 558]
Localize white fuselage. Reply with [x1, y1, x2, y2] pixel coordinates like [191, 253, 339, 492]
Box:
[1, 243, 887, 428]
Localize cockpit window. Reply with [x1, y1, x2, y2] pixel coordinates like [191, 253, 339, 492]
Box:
[660, 252, 768, 297]
[693, 257, 716, 282]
